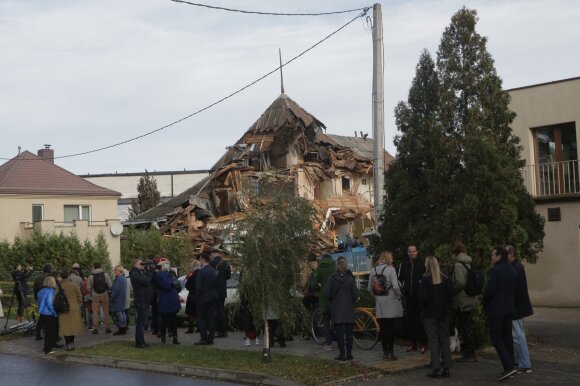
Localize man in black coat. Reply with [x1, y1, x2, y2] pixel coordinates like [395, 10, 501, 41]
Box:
[507, 245, 534, 373]
[195, 252, 219, 345]
[397, 243, 426, 352]
[483, 247, 517, 381]
[129, 259, 153, 349]
[210, 251, 231, 338]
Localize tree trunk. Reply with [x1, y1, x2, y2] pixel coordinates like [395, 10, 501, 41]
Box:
[262, 314, 271, 363]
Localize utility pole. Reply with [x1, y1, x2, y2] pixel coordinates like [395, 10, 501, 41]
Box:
[372, 3, 384, 233]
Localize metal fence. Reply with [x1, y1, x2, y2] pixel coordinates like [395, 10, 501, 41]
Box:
[522, 160, 580, 197]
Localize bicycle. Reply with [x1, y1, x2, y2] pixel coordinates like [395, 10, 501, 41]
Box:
[310, 307, 380, 350]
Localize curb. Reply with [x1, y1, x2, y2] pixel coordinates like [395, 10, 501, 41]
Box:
[60, 354, 306, 386]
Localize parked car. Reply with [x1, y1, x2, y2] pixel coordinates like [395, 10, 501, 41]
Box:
[176, 272, 240, 320]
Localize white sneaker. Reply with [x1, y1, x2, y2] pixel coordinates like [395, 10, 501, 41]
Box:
[255, 337, 261, 346]
[244, 337, 251, 346]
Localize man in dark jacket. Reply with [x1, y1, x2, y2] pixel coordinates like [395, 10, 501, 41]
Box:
[507, 245, 534, 374]
[195, 252, 219, 345]
[129, 259, 153, 348]
[397, 243, 426, 352]
[483, 247, 517, 381]
[210, 251, 231, 338]
[314, 253, 336, 350]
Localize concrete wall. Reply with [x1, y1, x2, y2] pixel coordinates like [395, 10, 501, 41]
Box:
[0, 194, 121, 266]
[524, 201, 580, 306]
[509, 77, 580, 307]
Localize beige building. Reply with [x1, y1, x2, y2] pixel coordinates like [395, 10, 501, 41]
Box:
[82, 170, 209, 221]
[0, 146, 122, 266]
[509, 76, 580, 307]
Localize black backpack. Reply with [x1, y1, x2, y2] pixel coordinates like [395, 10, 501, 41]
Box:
[92, 272, 108, 294]
[54, 286, 70, 314]
[459, 262, 484, 296]
[371, 266, 389, 296]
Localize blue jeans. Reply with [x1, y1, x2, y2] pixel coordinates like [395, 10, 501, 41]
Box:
[512, 318, 531, 368]
[115, 311, 127, 328]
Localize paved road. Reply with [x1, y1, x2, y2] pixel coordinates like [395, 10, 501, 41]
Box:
[1, 307, 578, 385]
[0, 353, 240, 386]
[355, 307, 580, 385]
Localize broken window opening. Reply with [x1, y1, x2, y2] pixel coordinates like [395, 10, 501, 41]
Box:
[342, 176, 351, 192]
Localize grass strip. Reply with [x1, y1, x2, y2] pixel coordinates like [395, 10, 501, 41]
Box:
[73, 341, 379, 385]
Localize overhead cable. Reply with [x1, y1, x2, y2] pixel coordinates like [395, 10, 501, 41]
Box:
[170, 0, 370, 16]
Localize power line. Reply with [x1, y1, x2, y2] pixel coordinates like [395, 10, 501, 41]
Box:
[1, 7, 370, 161]
[170, 0, 370, 16]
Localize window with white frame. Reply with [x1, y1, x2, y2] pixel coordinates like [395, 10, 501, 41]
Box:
[64, 205, 90, 223]
[32, 205, 43, 222]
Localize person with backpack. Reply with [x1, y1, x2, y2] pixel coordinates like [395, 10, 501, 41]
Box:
[87, 262, 112, 335]
[368, 251, 403, 361]
[37, 275, 59, 354]
[451, 242, 478, 362]
[33, 263, 53, 340]
[58, 269, 83, 351]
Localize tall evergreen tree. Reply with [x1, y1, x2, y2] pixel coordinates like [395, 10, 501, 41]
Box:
[374, 8, 544, 265]
[128, 170, 161, 219]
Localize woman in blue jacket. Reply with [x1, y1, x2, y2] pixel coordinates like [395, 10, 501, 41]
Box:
[37, 275, 59, 354]
[155, 261, 181, 344]
[110, 265, 128, 335]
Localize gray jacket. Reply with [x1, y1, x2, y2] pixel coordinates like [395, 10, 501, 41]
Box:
[451, 252, 477, 312]
[324, 271, 359, 324]
[368, 264, 403, 319]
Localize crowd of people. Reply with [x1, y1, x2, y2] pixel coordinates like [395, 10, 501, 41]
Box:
[6, 241, 533, 382]
[304, 242, 533, 382]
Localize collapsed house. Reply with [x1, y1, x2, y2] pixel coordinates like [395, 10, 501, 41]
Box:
[127, 93, 393, 254]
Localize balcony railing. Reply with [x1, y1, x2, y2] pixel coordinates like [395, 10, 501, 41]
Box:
[523, 160, 580, 197]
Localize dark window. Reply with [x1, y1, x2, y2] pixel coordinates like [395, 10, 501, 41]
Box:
[342, 176, 351, 192]
[547, 207, 561, 222]
[534, 122, 578, 195]
[32, 205, 43, 222]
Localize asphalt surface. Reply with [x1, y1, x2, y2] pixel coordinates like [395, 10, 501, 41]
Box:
[0, 307, 579, 385]
[0, 352, 238, 386]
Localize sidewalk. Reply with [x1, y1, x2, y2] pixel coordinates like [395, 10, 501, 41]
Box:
[1, 307, 579, 385]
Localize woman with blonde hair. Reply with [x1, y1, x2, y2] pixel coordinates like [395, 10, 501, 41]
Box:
[368, 251, 403, 360]
[37, 275, 58, 354]
[420, 256, 454, 378]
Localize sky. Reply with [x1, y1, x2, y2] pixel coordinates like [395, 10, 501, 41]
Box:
[1, 0, 579, 175]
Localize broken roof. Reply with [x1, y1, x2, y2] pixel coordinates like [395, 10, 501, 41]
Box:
[0, 151, 120, 196]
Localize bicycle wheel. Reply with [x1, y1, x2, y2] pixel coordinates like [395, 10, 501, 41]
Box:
[310, 309, 325, 345]
[353, 308, 379, 350]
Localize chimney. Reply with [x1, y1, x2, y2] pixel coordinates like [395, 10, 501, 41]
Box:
[38, 144, 54, 163]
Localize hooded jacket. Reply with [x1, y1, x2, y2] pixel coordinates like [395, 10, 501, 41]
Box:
[314, 255, 336, 313]
[452, 252, 478, 311]
[324, 270, 359, 324]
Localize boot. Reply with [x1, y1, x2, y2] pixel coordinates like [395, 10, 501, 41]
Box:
[113, 328, 124, 336]
[172, 332, 180, 345]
